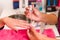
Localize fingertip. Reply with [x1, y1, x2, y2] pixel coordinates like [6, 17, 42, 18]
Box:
[32, 4, 34, 8]
[27, 29, 30, 37]
[27, 29, 29, 33]
[26, 7, 30, 10]
[24, 11, 29, 16]
[26, 26, 30, 29]
[33, 7, 38, 11]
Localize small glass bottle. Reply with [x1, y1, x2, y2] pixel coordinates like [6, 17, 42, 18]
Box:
[36, 0, 42, 11]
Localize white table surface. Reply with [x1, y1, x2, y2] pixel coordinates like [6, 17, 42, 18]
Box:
[4, 25, 60, 36]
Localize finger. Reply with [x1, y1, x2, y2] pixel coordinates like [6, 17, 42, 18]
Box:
[32, 4, 34, 8]
[8, 18, 28, 25]
[15, 23, 28, 28]
[3, 19, 17, 31]
[16, 19, 29, 25]
[29, 26, 39, 37]
[27, 29, 35, 40]
[16, 24, 29, 28]
[25, 7, 31, 16]
[32, 7, 41, 17]
[4, 21, 18, 31]
[8, 25, 18, 31]
[9, 18, 30, 28]
[26, 5, 34, 10]
[27, 30, 31, 38]
[25, 13, 40, 22]
[3, 17, 29, 29]
[8, 18, 26, 23]
[4, 17, 28, 25]
[25, 7, 30, 11]
[24, 10, 29, 16]
[15, 21, 30, 28]
[29, 26, 37, 34]
[33, 7, 40, 13]
[16, 19, 28, 23]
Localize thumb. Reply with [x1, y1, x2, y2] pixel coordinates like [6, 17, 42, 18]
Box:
[27, 29, 34, 40]
[27, 29, 36, 40]
[29, 26, 40, 38]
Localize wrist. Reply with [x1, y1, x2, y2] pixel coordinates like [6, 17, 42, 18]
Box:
[39, 13, 48, 23]
[45, 14, 57, 24]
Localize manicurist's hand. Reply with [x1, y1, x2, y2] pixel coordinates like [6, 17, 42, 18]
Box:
[25, 7, 47, 23]
[27, 26, 56, 40]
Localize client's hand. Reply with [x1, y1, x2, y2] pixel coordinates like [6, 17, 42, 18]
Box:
[2, 17, 30, 31]
[25, 7, 47, 22]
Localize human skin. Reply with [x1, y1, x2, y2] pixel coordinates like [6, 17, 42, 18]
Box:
[25, 7, 57, 25]
[27, 26, 57, 40]
[0, 17, 30, 31]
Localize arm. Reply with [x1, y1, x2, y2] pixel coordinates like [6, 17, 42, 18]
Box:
[42, 13, 57, 25]
[25, 7, 57, 25]
[38, 34, 56, 40]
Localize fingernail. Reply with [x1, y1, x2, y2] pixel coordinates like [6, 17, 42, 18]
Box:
[14, 29, 18, 33]
[27, 27, 30, 29]
[14, 30, 17, 33]
[29, 25, 32, 27]
[27, 29, 29, 32]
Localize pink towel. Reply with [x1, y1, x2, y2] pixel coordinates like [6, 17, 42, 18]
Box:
[0, 29, 55, 40]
